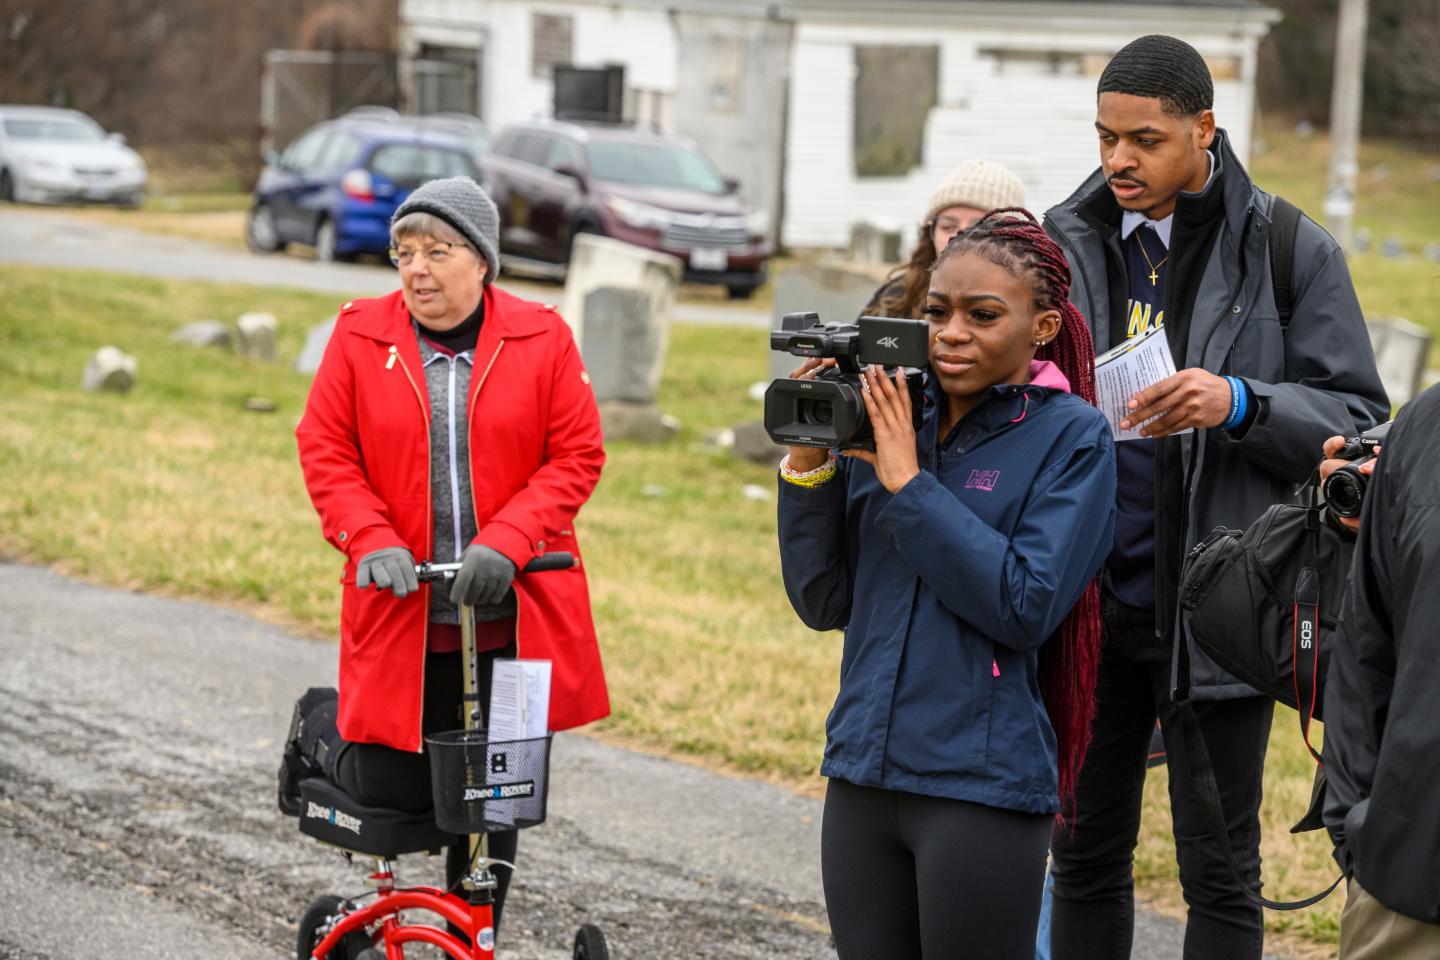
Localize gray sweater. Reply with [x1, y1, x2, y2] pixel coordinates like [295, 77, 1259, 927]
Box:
[417, 330, 515, 623]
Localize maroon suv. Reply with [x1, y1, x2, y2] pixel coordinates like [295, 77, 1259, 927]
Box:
[483, 121, 772, 299]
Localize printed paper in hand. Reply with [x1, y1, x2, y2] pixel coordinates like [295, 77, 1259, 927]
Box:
[1093, 324, 1193, 441]
[487, 659, 552, 743]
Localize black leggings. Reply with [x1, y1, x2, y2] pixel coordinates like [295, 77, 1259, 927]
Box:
[331, 646, 520, 925]
[821, 778, 1052, 960]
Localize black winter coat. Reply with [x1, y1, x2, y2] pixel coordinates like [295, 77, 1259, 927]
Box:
[1324, 383, 1440, 924]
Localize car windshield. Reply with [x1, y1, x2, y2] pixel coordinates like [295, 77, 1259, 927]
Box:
[369, 144, 478, 187]
[3, 117, 107, 143]
[585, 141, 726, 194]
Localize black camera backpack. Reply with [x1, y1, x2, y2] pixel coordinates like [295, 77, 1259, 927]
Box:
[1168, 196, 1349, 910]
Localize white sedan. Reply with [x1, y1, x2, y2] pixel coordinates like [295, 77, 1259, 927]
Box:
[0, 105, 147, 207]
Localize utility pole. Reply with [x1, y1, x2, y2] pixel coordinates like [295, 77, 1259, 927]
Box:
[1324, 0, 1369, 255]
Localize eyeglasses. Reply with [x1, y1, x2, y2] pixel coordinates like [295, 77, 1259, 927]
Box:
[389, 240, 470, 267]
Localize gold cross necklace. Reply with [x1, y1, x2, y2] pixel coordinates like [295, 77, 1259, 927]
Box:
[1135, 228, 1168, 286]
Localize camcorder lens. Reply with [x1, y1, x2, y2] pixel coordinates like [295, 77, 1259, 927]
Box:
[798, 399, 834, 426]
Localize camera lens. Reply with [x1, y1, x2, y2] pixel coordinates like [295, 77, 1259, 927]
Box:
[1324, 465, 1368, 519]
[797, 398, 833, 426]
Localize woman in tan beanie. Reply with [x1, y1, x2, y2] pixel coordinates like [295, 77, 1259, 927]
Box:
[863, 159, 1026, 318]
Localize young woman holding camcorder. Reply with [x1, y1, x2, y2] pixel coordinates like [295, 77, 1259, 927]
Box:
[776, 209, 1117, 960]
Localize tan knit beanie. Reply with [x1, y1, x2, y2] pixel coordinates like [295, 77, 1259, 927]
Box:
[924, 160, 1026, 225]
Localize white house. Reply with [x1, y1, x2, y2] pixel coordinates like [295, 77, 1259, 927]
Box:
[398, 0, 1280, 249]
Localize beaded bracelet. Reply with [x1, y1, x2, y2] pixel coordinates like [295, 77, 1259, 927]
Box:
[780, 453, 838, 489]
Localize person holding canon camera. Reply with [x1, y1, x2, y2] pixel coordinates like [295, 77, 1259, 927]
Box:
[777, 210, 1117, 958]
[1320, 383, 1440, 958]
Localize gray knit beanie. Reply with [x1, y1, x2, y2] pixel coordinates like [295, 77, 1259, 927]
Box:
[925, 160, 1026, 225]
[391, 176, 501, 283]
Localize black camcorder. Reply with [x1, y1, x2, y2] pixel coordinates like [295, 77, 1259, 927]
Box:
[763, 312, 930, 451]
[1322, 420, 1393, 519]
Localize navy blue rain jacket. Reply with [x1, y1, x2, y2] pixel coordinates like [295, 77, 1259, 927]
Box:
[778, 365, 1116, 814]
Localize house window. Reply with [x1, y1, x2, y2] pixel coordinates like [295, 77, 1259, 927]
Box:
[532, 12, 574, 80]
[854, 45, 939, 178]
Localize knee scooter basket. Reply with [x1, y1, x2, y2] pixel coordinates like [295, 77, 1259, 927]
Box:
[426, 730, 553, 835]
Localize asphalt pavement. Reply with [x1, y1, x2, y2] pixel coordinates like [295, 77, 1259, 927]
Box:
[0, 560, 1244, 959]
[0, 209, 771, 329]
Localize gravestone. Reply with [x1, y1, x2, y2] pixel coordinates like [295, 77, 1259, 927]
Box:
[1425, 244, 1440, 265]
[849, 221, 903, 265]
[731, 419, 786, 468]
[769, 261, 889, 382]
[1367, 316, 1433, 407]
[296, 316, 337, 374]
[562, 234, 681, 360]
[82, 346, 137, 393]
[1354, 228, 1373, 254]
[1380, 237, 1406, 260]
[564, 235, 682, 442]
[170, 320, 232, 349]
[581, 288, 660, 404]
[235, 312, 279, 361]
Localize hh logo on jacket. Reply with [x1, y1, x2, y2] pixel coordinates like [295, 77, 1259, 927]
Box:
[965, 470, 1001, 492]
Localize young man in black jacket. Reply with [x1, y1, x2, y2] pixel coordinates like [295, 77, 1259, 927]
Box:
[1042, 35, 1388, 959]
[1323, 383, 1440, 958]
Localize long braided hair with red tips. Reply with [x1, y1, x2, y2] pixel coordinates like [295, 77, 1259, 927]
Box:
[933, 207, 1103, 818]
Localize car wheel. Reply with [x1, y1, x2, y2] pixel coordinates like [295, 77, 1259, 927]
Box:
[0, 169, 14, 203]
[726, 284, 759, 301]
[314, 218, 339, 263]
[246, 203, 282, 254]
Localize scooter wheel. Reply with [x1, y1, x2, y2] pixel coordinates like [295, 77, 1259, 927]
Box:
[297, 894, 373, 959]
[573, 922, 609, 960]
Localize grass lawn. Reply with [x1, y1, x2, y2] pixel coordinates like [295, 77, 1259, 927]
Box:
[4, 127, 1437, 954]
[0, 264, 1355, 954]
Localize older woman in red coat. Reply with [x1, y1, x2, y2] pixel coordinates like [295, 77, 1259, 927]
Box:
[293, 176, 607, 921]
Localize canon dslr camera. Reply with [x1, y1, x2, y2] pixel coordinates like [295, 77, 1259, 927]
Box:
[1322, 420, 1392, 519]
[764, 312, 930, 451]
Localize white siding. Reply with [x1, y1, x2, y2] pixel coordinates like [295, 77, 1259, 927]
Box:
[783, 20, 1262, 249]
[401, 0, 678, 131]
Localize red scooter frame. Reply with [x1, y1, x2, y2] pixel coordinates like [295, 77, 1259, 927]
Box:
[304, 554, 607, 960]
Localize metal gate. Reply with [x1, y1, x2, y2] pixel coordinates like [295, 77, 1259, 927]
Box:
[260, 50, 399, 154]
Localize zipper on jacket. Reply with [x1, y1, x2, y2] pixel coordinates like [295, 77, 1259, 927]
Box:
[467, 340, 515, 655]
[390, 342, 433, 751]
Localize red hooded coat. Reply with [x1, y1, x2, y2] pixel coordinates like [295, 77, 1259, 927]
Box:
[296, 285, 609, 752]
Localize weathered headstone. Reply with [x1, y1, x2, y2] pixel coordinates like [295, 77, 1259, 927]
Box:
[1367, 316, 1433, 407]
[580, 288, 661, 404]
[1354, 228, 1373, 254]
[849, 221, 903, 265]
[563, 235, 682, 442]
[769, 261, 889, 382]
[598, 402, 680, 443]
[296, 316, 338, 374]
[1381, 237, 1407, 261]
[170, 320, 232, 349]
[1424, 243, 1440, 265]
[235, 312, 279, 361]
[82, 346, 137, 393]
[562, 234, 680, 359]
[731, 419, 786, 468]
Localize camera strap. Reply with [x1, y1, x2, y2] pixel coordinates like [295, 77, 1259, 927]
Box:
[1171, 473, 1344, 910]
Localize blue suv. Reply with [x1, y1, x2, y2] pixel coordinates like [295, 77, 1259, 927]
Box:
[246, 109, 484, 262]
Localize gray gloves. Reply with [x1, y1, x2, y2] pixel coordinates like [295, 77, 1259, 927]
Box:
[450, 544, 517, 607]
[356, 546, 419, 598]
